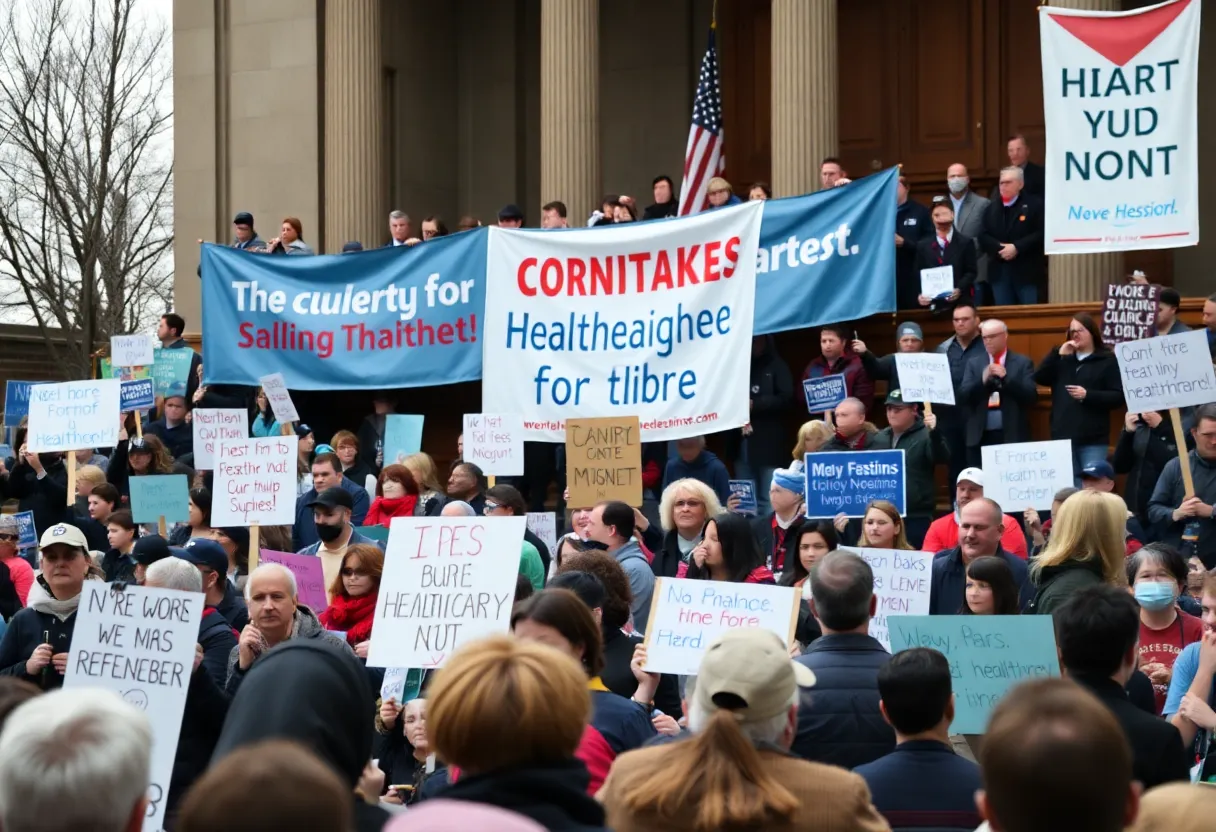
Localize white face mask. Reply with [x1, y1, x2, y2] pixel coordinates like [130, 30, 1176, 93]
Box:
[947, 177, 968, 195]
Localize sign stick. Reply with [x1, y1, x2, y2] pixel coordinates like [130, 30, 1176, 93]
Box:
[65, 452, 76, 507]
[923, 402, 934, 417]
[249, 523, 260, 571]
[134, 410, 144, 440]
[487, 475, 496, 488]
[1170, 407, 1195, 498]
[157, 516, 167, 537]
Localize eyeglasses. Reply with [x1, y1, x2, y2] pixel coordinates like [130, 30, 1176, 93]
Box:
[1067, 329, 1085, 337]
[341, 567, 369, 578]
[0, 534, 17, 543]
[483, 502, 501, 514]
[674, 499, 703, 509]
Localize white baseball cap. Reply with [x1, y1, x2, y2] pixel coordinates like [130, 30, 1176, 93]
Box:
[39, 523, 88, 551]
[956, 467, 984, 487]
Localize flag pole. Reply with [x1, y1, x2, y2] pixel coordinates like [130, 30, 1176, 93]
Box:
[711, 0, 718, 28]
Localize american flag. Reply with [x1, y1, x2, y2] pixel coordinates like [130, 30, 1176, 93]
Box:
[677, 29, 725, 216]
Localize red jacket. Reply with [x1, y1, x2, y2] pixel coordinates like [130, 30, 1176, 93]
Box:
[364, 495, 419, 527]
[801, 352, 874, 414]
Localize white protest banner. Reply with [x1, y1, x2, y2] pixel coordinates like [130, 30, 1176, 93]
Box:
[843, 547, 934, 650]
[919, 265, 954, 297]
[643, 577, 800, 676]
[526, 511, 557, 564]
[192, 408, 249, 470]
[64, 582, 203, 832]
[981, 439, 1074, 511]
[212, 436, 298, 526]
[894, 353, 956, 406]
[110, 333, 155, 368]
[367, 516, 524, 669]
[258, 372, 299, 423]
[1116, 328, 1216, 413]
[1040, 0, 1200, 254]
[26, 379, 121, 452]
[483, 200, 765, 442]
[463, 413, 524, 476]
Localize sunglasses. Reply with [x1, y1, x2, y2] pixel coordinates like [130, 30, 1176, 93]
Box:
[483, 502, 501, 514]
[341, 567, 369, 578]
[0, 534, 17, 543]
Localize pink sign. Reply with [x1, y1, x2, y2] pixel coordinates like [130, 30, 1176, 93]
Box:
[259, 549, 329, 615]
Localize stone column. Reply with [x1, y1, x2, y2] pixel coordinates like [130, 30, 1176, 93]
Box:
[1047, 0, 1123, 302]
[541, 0, 599, 222]
[324, 0, 383, 252]
[771, 0, 837, 196]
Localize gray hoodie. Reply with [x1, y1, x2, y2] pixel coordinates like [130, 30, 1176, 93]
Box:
[612, 538, 655, 634]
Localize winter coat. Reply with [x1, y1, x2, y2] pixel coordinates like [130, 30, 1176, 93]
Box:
[1030, 557, 1107, 617]
[0, 575, 99, 689]
[1034, 348, 1125, 446]
[224, 605, 353, 696]
[165, 666, 229, 826]
[801, 352, 874, 415]
[871, 418, 949, 518]
[929, 547, 1033, 615]
[436, 759, 608, 831]
[293, 478, 371, 550]
[1114, 417, 1184, 527]
[145, 418, 193, 460]
[724, 335, 794, 469]
[198, 606, 238, 689]
[1149, 451, 1216, 568]
[5, 456, 73, 536]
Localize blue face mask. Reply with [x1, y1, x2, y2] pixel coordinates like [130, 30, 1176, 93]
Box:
[1134, 581, 1178, 612]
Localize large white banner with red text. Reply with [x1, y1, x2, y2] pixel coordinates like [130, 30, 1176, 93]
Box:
[483, 201, 764, 442]
[1040, 0, 1200, 254]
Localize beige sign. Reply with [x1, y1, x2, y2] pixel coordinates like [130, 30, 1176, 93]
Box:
[565, 416, 642, 508]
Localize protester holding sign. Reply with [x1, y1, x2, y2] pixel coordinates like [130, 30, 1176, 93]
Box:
[1148, 404, 1216, 568]
[851, 322, 924, 394]
[1029, 490, 1130, 616]
[1034, 313, 1125, 475]
[871, 390, 948, 547]
[318, 544, 382, 654]
[107, 434, 185, 502]
[913, 197, 977, 309]
[363, 464, 421, 528]
[801, 325, 874, 415]
[0, 524, 100, 690]
[651, 479, 721, 580]
[686, 513, 776, 585]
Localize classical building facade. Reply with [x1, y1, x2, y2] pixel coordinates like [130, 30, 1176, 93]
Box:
[172, 0, 1215, 332]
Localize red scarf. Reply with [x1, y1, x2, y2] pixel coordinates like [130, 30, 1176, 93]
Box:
[319, 591, 378, 646]
[365, 495, 419, 527]
[835, 430, 868, 450]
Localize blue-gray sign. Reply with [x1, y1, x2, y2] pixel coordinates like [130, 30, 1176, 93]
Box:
[802, 374, 848, 414]
[803, 449, 906, 518]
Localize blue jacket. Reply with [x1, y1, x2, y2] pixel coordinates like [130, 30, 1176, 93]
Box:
[854, 739, 983, 831]
[296, 526, 385, 557]
[293, 477, 371, 550]
[792, 633, 894, 770]
[663, 450, 730, 505]
[929, 546, 1033, 615]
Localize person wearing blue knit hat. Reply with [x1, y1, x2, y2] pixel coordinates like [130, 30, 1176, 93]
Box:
[751, 467, 806, 580]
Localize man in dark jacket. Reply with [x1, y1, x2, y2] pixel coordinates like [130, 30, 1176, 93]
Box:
[145, 554, 238, 689]
[662, 436, 730, 505]
[936, 303, 986, 488]
[1148, 404, 1216, 568]
[871, 390, 949, 548]
[727, 336, 793, 517]
[355, 392, 396, 472]
[894, 176, 933, 310]
[960, 319, 1037, 468]
[822, 397, 877, 452]
[913, 197, 978, 309]
[177, 537, 249, 631]
[978, 166, 1045, 305]
[852, 322, 924, 394]
[145, 388, 193, 460]
[1056, 585, 1190, 790]
[293, 454, 371, 551]
[930, 498, 1033, 614]
[157, 312, 203, 405]
[793, 550, 895, 769]
[801, 324, 874, 415]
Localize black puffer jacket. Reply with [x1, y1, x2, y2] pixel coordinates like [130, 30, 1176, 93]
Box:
[439, 759, 608, 831]
[1034, 348, 1125, 446]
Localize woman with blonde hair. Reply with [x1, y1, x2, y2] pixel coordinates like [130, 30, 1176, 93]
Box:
[652, 478, 723, 579]
[706, 177, 740, 209]
[858, 500, 913, 550]
[1030, 489, 1129, 616]
[401, 452, 447, 516]
[425, 634, 609, 829]
[791, 420, 833, 469]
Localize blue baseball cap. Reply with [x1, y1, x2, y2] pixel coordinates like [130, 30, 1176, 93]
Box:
[175, 537, 229, 573]
[1080, 461, 1115, 480]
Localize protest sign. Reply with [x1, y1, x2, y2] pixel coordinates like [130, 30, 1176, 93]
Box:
[889, 614, 1059, 733]
[729, 479, 757, 515]
[383, 414, 425, 466]
[463, 413, 524, 476]
[120, 378, 156, 413]
[211, 436, 298, 526]
[25, 379, 121, 453]
[355, 525, 391, 543]
[919, 265, 954, 298]
[981, 440, 1074, 511]
[367, 516, 524, 669]
[1102, 283, 1159, 343]
[643, 577, 800, 676]
[258, 372, 299, 423]
[151, 348, 194, 396]
[3, 380, 34, 427]
[525, 512, 557, 562]
[259, 549, 329, 614]
[802, 374, 847, 414]
[484, 200, 765, 442]
[380, 667, 424, 703]
[803, 450, 906, 518]
[110, 334, 155, 368]
[13, 510, 36, 549]
[0, 444, 9, 462]
[129, 475, 190, 525]
[1116, 329, 1216, 413]
[1040, 1, 1200, 254]
[894, 353, 956, 406]
[200, 230, 488, 389]
[65, 582, 204, 832]
[565, 416, 642, 507]
[192, 408, 249, 469]
[843, 547, 934, 650]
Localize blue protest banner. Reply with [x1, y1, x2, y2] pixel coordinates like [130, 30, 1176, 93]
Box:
[13, 510, 36, 549]
[728, 479, 757, 515]
[888, 615, 1059, 734]
[129, 474, 190, 524]
[120, 378, 156, 413]
[200, 230, 488, 389]
[3, 381, 35, 427]
[753, 168, 897, 335]
[382, 414, 425, 467]
[802, 374, 847, 414]
[803, 449, 906, 519]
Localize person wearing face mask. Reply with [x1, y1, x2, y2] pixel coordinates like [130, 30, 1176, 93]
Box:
[945, 163, 990, 302]
[913, 198, 977, 311]
[296, 488, 384, 603]
[1126, 545, 1203, 714]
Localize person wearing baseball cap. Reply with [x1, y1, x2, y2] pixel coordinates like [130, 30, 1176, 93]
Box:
[872, 389, 948, 548]
[1079, 460, 1116, 493]
[130, 534, 174, 585]
[599, 627, 888, 831]
[177, 537, 249, 631]
[497, 204, 524, 229]
[0, 523, 99, 690]
[921, 467, 1029, 559]
[297, 488, 383, 603]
